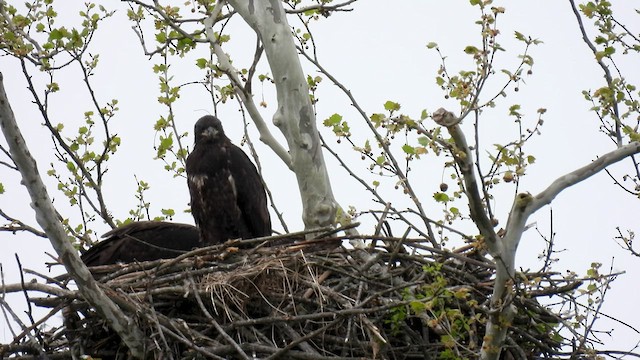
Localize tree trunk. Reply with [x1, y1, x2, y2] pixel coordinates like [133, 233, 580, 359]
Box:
[228, 0, 337, 230]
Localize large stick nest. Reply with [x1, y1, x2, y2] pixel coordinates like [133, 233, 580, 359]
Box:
[3, 232, 572, 359]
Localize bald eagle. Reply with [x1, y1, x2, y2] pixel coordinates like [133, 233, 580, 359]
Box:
[81, 221, 200, 266]
[186, 115, 271, 246]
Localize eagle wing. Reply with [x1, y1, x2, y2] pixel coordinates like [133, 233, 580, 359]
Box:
[187, 143, 251, 245]
[186, 121, 271, 245]
[82, 221, 199, 266]
[228, 144, 272, 238]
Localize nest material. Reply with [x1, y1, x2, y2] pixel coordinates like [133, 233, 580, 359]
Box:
[5, 235, 567, 359]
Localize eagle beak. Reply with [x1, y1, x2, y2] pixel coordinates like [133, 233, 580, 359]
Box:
[202, 126, 219, 139]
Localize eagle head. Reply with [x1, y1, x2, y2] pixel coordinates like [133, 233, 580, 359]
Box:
[194, 115, 225, 144]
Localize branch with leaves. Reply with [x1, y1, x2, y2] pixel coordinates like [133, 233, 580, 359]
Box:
[0, 72, 147, 359]
[569, 0, 640, 194]
[433, 106, 640, 359]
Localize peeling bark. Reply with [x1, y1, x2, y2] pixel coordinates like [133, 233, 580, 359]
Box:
[227, 0, 337, 230]
[0, 72, 147, 359]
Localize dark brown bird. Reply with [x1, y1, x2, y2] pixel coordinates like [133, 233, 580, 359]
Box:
[185, 115, 271, 246]
[81, 221, 200, 266]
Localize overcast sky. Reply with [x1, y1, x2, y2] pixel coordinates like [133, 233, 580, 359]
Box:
[1, 0, 638, 354]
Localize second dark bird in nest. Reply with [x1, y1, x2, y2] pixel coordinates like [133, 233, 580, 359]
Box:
[186, 115, 272, 246]
[81, 221, 200, 266]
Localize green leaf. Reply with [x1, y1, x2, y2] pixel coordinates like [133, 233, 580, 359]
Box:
[161, 208, 175, 217]
[155, 32, 166, 43]
[383, 100, 400, 112]
[604, 46, 615, 56]
[323, 113, 342, 127]
[441, 334, 455, 348]
[580, 3, 596, 18]
[409, 300, 426, 313]
[46, 82, 59, 93]
[594, 36, 607, 45]
[469, 0, 481, 5]
[453, 287, 469, 299]
[195, 58, 208, 69]
[463, 45, 479, 54]
[433, 192, 450, 203]
[370, 113, 385, 127]
[426, 42, 438, 49]
[303, 8, 319, 16]
[49, 28, 64, 41]
[417, 136, 430, 146]
[154, 117, 168, 131]
[623, 125, 640, 142]
[152, 64, 167, 73]
[402, 144, 415, 154]
[0, 182, 4, 194]
[514, 31, 525, 42]
[160, 136, 173, 149]
[526, 155, 536, 164]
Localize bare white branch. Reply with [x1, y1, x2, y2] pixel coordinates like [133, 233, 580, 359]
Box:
[531, 142, 640, 214]
[436, 102, 640, 360]
[481, 141, 640, 360]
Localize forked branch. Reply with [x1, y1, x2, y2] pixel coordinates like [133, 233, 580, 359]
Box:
[433, 107, 640, 360]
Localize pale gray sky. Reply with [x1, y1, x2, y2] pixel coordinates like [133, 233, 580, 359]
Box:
[1, 0, 638, 354]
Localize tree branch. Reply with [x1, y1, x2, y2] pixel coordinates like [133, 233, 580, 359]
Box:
[300, 47, 438, 245]
[482, 141, 640, 360]
[203, 5, 293, 169]
[432, 108, 499, 250]
[434, 102, 640, 360]
[0, 208, 47, 238]
[0, 72, 147, 358]
[529, 142, 640, 215]
[227, 0, 338, 229]
[569, 0, 622, 146]
[20, 60, 115, 228]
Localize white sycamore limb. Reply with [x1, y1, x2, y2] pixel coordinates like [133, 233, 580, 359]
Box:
[223, 0, 338, 230]
[432, 108, 640, 360]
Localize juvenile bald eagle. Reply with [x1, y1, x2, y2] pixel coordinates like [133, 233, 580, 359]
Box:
[81, 221, 200, 266]
[186, 115, 271, 246]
